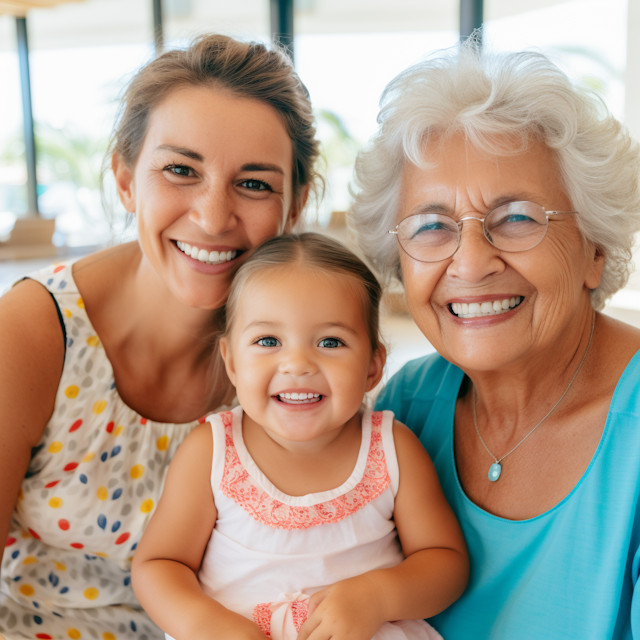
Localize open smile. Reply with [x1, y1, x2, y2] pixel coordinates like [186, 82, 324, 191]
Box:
[448, 296, 524, 318]
[274, 391, 323, 405]
[174, 240, 241, 265]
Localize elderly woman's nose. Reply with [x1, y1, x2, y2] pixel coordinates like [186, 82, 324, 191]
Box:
[188, 183, 238, 236]
[447, 220, 505, 282]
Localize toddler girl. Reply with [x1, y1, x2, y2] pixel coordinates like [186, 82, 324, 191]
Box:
[132, 233, 469, 640]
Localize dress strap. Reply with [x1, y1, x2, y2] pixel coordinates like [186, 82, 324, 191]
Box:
[375, 409, 399, 497]
[206, 408, 240, 495]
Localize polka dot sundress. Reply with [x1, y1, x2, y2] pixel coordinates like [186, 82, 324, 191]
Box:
[1, 262, 231, 640]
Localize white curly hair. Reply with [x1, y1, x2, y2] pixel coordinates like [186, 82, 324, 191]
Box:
[349, 39, 640, 310]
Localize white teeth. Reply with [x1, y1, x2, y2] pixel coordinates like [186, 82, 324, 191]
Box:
[451, 297, 523, 318]
[277, 392, 322, 404]
[176, 242, 238, 264]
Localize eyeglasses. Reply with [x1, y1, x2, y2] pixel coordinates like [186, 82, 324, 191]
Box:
[389, 201, 578, 263]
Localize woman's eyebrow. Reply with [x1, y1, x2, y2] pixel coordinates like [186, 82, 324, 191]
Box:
[241, 163, 284, 175]
[155, 144, 203, 161]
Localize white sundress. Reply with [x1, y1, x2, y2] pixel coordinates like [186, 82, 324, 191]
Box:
[1, 261, 231, 640]
[179, 405, 443, 640]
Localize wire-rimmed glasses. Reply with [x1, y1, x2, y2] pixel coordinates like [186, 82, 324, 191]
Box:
[389, 201, 578, 263]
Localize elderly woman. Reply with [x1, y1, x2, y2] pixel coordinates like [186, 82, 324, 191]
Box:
[350, 43, 640, 638]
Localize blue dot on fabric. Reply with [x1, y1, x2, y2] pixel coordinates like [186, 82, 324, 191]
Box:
[53, 611, 63, 618]
[97, 514, 107, 530]
[48, 573, 59, 587]
[131, 542, 138, 551]
[112, 488, 122, 500]
[79, 474, 87, 484]
[13, 576, 21, 582]
[111, 521, 121, 532]
[67, 338, 74, 348]
[60, 587, 69, 594]
[34, 615, 42, 624]
[58, 280, 67, 289]
[11, 550, 19, 559]
[111, 446, 121, 458]
[100, 452, 108, 462]
[124, 576, 131, 587]
[33, 601, 39, 608]
[110, 381, 116, 390]
[130, 621, 137, 632]
[47, 278, 53, 285]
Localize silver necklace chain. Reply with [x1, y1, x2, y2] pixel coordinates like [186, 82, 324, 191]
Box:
[473, 313, 596, 467]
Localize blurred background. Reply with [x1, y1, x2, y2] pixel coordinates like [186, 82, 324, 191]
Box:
[0, 0, 638, 379]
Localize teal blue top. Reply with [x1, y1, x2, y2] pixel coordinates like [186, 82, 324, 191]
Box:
[375, 351, 640, 639]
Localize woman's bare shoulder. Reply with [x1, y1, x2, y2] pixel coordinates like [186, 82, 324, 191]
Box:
[0, 278, 66, 441]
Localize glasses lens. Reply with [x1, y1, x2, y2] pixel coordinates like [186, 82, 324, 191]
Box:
[485, 202, 548, 252]
[397, 214, 459, 262]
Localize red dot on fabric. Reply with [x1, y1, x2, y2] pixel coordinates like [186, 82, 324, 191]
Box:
[64, 463, 79, 472]
[115, 533, 130, 545]
[36, 634, 53, 639]
[58, 519, 70, 531]
[28, 528, 41, 540]
[140, 418, 148, 425]
[198, 416, 206, 424]
[70, 542, 83, 549]
[5, 537, 16, 547]
[69, 419, 83, 432]
[45, 480, 60, 489]
[106, 422, 114, 433]
[53, 265, 65, 274]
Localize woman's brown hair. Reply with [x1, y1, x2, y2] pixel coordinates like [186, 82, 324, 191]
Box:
[105, 33, 321, 206]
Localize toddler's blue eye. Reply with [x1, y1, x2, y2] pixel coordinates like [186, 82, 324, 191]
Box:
[257, 337, 280, 347]
[318, 338, 343, 349]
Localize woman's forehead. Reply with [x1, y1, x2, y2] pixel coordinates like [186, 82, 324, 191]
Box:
[141, 85, 293, 167]
[399, 134, 566, 216]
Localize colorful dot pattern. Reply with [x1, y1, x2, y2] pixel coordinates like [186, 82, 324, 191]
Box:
[1, 263, 234, 640]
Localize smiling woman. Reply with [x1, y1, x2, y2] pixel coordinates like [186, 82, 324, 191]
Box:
[350, 40, 640, 639]
[0, 34, 321, 640]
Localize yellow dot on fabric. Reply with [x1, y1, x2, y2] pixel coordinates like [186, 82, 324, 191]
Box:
[83, 587, 99, 600]
[19, 584, 34, 596]
[63, 308, 72, 318]
[77, 297, 85, 309]
[140, 499, 154, 513]
[114, 425, 124, 437]
[55, 561, 66, 571]
[97, 487, 108, 501]
[82, 452, 95, 463]
[156, 436, 168, 451]
[22, 556, 37, 565]
[95, 552, 108, 558]
[102, 633, 116, 640]
[130, 465, 144, 479]
[86, 336, 100, 347]
[48, 497, 64, 509]
[65, 385, 79, 399]
[68, 629, 81, 639]
[92, 401, 107, 415]
[48, 441, 64, 454]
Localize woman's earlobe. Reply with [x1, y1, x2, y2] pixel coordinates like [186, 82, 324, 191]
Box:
[585, 246, 605, 290]
[112, 153, 136, 213]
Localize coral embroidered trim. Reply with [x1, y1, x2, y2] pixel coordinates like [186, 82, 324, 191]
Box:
[219, 411, 390, 530]
[252, 599, 309, 637]
[253, 603, 273, 638]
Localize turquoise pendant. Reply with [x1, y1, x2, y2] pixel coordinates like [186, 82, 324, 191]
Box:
[488, 463, 502, 482]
